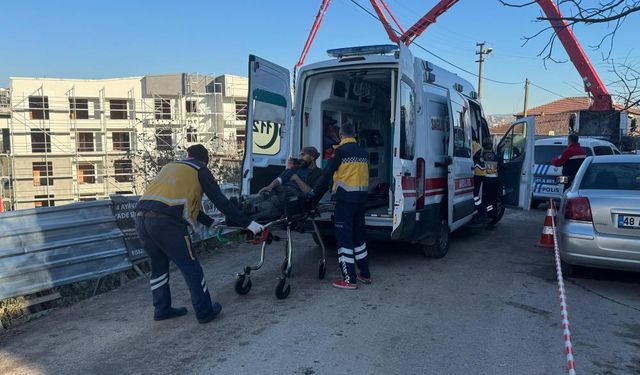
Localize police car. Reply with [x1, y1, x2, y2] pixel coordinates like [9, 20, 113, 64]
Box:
[531, 137, 620, 207]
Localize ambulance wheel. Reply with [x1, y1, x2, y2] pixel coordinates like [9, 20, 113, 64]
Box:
[234, 275, 252, 295]
[422, 218, 449, 258]
[275, 278, 291, 299]
[318, 260, 326, 280]
[494, 197, 506, 224]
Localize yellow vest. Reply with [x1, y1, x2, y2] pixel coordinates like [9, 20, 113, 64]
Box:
[332, 137, 369, 194]
[140, 161, 203, 225]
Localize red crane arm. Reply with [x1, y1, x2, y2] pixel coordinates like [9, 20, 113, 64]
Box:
[399, 0, 460, 45]
[369, 0, 404, 44]
[295, 0, 332, 70]
[536, 0, 612, 111]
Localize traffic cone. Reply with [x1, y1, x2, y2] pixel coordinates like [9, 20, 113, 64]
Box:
[537, 199, 556, 248]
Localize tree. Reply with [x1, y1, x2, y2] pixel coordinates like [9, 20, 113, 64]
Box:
[500, 0, 640, 61]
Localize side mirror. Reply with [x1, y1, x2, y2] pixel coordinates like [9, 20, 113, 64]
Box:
[556, 176, 569, 184]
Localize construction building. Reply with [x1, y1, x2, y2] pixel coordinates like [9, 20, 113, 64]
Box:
[0, 73, 248, 210]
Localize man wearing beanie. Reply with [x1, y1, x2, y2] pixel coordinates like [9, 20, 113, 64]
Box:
[259, 146, 322, 195]
[135, 144, 263, 324]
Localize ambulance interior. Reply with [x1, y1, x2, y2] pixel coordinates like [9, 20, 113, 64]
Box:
[300, 68, 394, 217]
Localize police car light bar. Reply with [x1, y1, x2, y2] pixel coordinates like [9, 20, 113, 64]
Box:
[327, 45, 399, 59]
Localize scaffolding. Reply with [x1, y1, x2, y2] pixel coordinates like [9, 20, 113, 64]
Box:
[1, 74, 236, 210]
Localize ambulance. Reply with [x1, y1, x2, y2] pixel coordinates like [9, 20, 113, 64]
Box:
[240, 44, 535, 257]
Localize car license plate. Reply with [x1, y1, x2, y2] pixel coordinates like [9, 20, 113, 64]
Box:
[618, 215, 640, 229]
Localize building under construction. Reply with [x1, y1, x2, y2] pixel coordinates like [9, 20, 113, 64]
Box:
[0, 73, 248, 210]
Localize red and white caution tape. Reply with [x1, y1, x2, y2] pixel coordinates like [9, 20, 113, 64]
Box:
[549, 200, 577, 375]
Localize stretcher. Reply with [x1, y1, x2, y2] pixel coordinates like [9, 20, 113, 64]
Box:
[217, 195, 333, 300]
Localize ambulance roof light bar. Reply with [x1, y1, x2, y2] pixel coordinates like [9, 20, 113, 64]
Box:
[327, 44, 399, 59]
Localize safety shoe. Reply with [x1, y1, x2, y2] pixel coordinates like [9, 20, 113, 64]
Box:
[154, 306, 188, 321]
[197, 302, 222, 324]
[357, 273, 372, 284]
[332, 280, 357, 290]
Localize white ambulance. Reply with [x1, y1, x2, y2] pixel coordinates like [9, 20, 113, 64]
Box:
[240, 45, 534, 257]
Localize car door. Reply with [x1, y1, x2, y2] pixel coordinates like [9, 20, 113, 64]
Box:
[391, 44, 417, 237]
[497, 117, 535, 209]
[241, 55, 292, 195]
[448, 92, 475, 230]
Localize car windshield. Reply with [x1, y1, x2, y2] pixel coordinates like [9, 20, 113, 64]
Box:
[580, 162, 640, 190]
[535, 145, 565, 164]
[593, 145, 614, 155]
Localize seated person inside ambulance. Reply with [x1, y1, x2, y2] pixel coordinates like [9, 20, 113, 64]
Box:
[238, 146, 323, 222]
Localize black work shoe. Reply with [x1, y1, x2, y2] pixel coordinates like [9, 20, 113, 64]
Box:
[154, 307, 188, 321]
[197, 302, 222, 324]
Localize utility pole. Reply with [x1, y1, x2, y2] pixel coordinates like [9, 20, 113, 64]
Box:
[476, 42, 492, 100]
[523, 79, 530, 117]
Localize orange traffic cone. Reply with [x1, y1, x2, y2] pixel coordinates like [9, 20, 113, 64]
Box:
[537, 199, 556, 248]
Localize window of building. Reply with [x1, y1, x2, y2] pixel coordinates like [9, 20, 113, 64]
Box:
[112, 132, 131, 151]
[69, 98, 89, 120]
[155, 98, 171, 120]
[186, 100, 197, 113]
[78, 162, 96, 184]
[32, 162, 54, 186]
[29, 96, 50, 120]
[399, 81, 416, 160]
[77, 132, 95, 152]
[110, 100, 128, 120]
[236, 128, 246, 150]
[115, 191, 133, 195]
[114, 159, 133, 183]
[235, 101, 247, 121]
[186, 127, 198, 142]
[156, 129, 173, 151]
[34, 194, 55, 207]
[31, 129, 51, 153]
[2, 128, 11, 153]
[79, 194, 97, 202]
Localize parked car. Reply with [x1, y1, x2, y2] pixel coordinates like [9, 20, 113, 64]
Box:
[557, 155, 640, 275]
[531, 137, 620, 207]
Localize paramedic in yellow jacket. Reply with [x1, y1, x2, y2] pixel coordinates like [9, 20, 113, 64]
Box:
[307, 123, 371, 290]
[135, 144, 263, 324]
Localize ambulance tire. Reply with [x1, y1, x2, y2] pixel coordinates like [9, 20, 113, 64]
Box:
[422, 217, 449, 259]
[494, 196, 506, 224]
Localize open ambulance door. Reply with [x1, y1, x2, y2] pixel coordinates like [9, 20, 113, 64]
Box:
[497, 116, 535, 210]
[391, 44, 417, 238]
[241, 55, 292, 195]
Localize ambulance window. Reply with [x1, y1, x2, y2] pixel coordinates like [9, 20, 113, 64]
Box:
[498, 122, 526, 162]
[452, 100, 471, 157]
[251, 89, 286, 156]
[400, 81, 416, 160]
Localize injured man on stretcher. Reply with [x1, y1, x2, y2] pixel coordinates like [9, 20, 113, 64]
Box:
[235, 146, 322, 223]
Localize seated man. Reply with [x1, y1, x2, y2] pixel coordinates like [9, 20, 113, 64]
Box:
[239, 146, 322, 222]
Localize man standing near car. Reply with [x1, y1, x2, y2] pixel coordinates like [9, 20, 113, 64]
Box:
[135, 144, 263, 324]
[552, 134, 587, 188]
[307, 123, 371, 290]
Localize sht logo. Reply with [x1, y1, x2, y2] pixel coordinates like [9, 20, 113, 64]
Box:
[252, 120, 282, 155]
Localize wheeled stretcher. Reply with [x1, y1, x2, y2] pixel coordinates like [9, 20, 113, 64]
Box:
[225, 191, 333, 299]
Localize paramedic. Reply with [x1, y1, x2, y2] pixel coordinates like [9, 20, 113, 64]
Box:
[481, 138, 500, 230]
[259, 146, 322, 194]
[307, 123, 371, 290]
[135, 144, 263, 324]
[472, 139, 485, 217]
[551, 134, 587, 188]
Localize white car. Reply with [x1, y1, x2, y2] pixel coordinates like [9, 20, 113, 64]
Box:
[531, 137, 620, 207]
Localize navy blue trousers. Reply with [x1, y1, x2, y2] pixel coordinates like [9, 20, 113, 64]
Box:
[334, 201, 370, 283]
[135, 214, 214, 319]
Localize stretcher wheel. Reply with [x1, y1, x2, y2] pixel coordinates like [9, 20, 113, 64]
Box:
[275, 278, 290, 299]
[235, 274, 252, 295]
[318, 260, 326, 280]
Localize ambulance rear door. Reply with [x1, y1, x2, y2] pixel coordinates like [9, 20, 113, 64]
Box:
[241, 55, 293, 195]
[391, 44, 417, 238]
[497, 116, 535, 210]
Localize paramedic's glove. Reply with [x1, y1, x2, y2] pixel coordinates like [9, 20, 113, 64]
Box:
[246, 221, 264, 235]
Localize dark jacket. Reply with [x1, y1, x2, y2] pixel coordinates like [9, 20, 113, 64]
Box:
[312, 137, 369, 203]
[135, 159, 251, 228]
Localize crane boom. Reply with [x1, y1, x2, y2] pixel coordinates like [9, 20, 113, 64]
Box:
[400, 0, 612, 111]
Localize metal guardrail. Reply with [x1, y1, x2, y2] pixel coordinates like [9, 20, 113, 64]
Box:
[0, 197, 233, 301]
[0, 200, 130, 300]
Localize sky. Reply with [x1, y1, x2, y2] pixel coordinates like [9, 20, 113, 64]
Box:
[1, 0, 638, 115]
